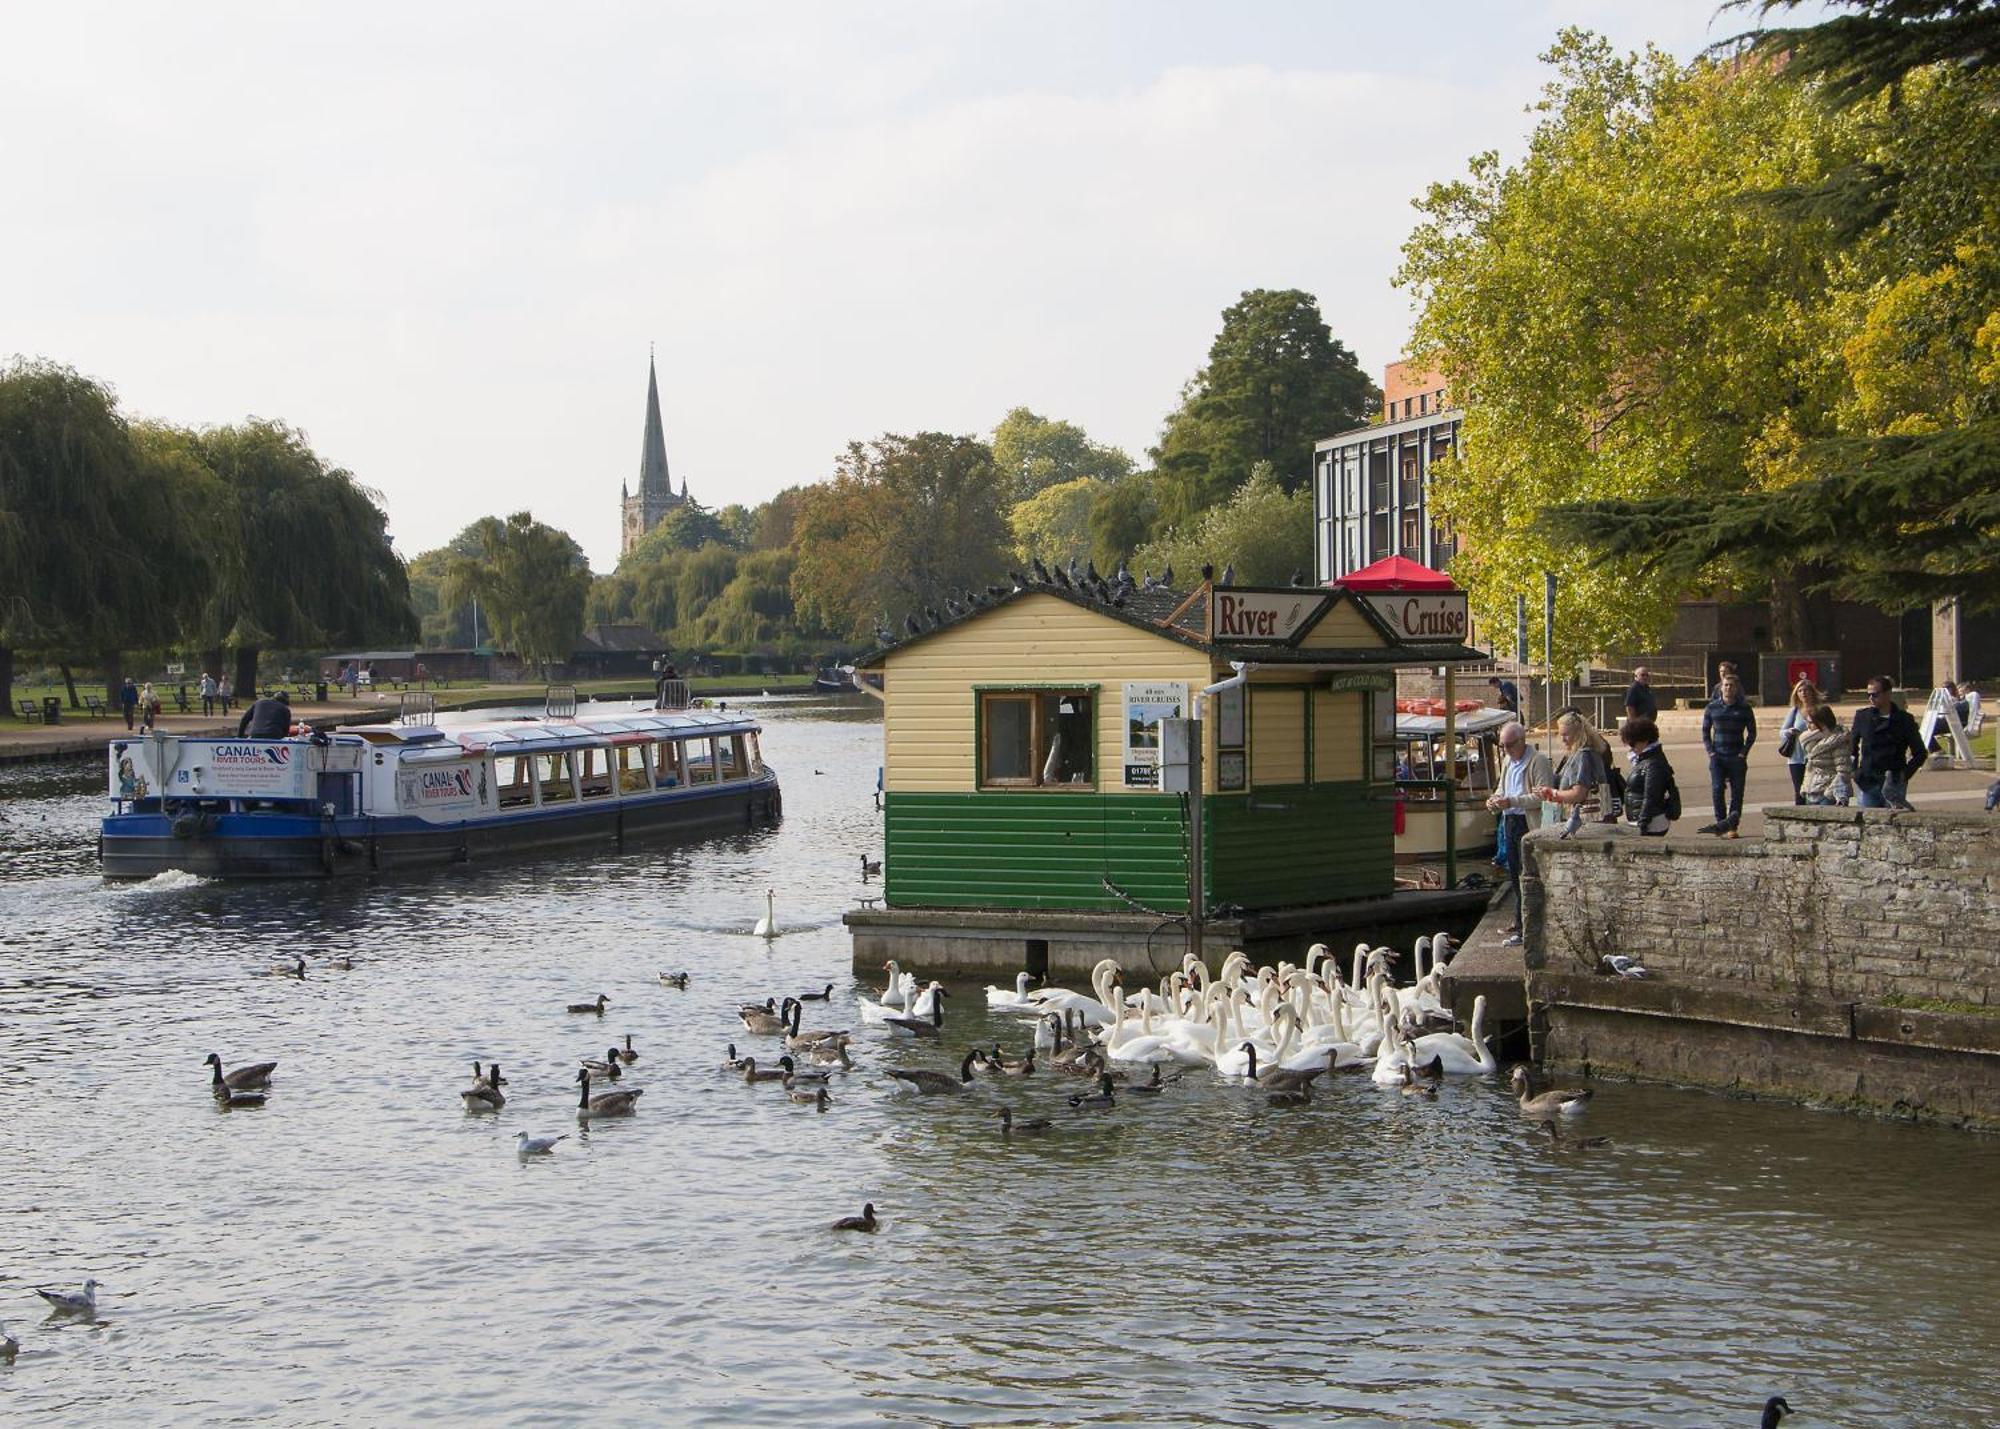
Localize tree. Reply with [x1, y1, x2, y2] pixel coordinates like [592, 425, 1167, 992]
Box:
[407, 522, 494, 648]
[622, 502, 736, 562]
[1135, 464, 1313, 589]
[1008, 477, 1100, 569]
[991, 407, 1134, 505]
[1152, 289, 1377, 524]
[1087, 474, 1162, 573]
[749, 485, 808, 551]
[442, 512, 590, 674]
[1397, 30, 1867, 664]
[791, 433, 1009, 638]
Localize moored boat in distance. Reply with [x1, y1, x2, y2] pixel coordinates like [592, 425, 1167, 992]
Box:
[812, 666, 853, 693]
[99, 683, 781, 879]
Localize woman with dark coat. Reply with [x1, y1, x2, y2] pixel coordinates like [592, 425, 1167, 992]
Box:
[1619, 716, 1678, 836]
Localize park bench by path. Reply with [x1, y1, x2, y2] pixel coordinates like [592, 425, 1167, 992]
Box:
[16, 698, 42, 723]
[81, 694, 107, 719]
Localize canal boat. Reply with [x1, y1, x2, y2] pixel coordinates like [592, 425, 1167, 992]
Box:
[99, 686, 781, 879]
[812, 666, 854, 693]
[1391, 703, 1510, 864]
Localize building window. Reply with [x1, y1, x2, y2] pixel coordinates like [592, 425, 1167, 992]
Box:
[1368, 447, 1390, 510]
[1401, 511, 1423, 557]
[1418, 392, 1428, 415]
[979, 690, 1095, 789]
[1399, 449, 1422, 508]
[1369, 512, 1390, 560]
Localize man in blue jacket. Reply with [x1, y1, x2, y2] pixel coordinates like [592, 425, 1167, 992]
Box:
[1700, 670, 1757, 836]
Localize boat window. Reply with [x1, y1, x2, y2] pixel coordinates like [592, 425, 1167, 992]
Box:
[745, 732, 764, 775]
[978, 690, 1094, 790]
[718, 734, 748, 781]
[686, 737, 717, 784]
[578, 747, 614, 800]
[655, 739, 684, 788]
[495, 755, 534, 810]
[617, 745, 650, 793]
[536, 752, 576, 804]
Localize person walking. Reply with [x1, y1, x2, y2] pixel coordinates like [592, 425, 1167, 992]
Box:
[1699, 670, 1757, 837]
[138, 681, 160, 733]
[1536, 711, 1608, 838]
[1487, 675, 1520, 715]
[1485, 721, 1551, 947]
[1623, 666, 1657, 723]
[199, 671, 218, 717]
[219, 674, 234, 714]
[119, 677, 139, 730]
[1798, 704, 1853, 806]
[1619, 716, 1679, 836]
[1777, 679, 1821, 806]
[1850, 676, 1926, 809]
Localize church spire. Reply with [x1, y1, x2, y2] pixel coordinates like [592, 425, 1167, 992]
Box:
[638, 352, 671, 499]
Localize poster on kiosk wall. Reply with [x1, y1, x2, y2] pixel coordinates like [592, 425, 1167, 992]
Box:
[1123, 681, 1188, 788]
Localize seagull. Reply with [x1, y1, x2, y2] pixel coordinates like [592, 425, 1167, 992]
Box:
[514, 1131, 568, 1157]
[1601, 954, 1648, 979]
[0, 1321, 16, 1361]
[35, 1280, 101, 1316]
[1009, 571, 1029, 591]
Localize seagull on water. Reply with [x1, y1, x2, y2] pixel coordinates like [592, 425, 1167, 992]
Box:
[514, 1132, 568, 1157]
[35, 1280, 101, 1316]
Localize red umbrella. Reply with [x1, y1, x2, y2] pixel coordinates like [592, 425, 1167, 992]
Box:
[1328, 555, 1459, 592]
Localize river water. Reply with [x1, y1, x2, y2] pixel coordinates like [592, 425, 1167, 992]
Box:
[2, 698, 1997, 1427]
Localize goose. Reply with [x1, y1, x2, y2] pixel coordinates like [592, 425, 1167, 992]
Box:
[1399, 1064, 1439, 1100]
[987, 1046, 1034, 1076]
[752, 888, 777, 939]
[783, 1002, 850, 1050]
[214, 1085, 266, 1109]
[617, 1035, 639, 1065]
[807, 1039, 855, 1070]
[321, 954, 355, 971]
[567, 994, 609, 1015]
[0, 1322, 15, 1362]
[658, 971, 690, 989]
[882, 987, 945, 1038]
[997, 1106, 1052, 1136]
[739, 1056, 794, 1085]
[1403, 995, 1497, 1075]
[469, 1060, 509, 1089]
[887, 1051, 977, 1095]
[1760, 1396, 1792, 1429]
[797, 983, 834, 1002]
[461, 1063, 506, 1112]
[1509, 1065, 1592, 1118]
[1541, 1120, 1610, 1149]
[574, 1068, 643, 1118]
[782, 1056, 837, 1085]
[719, 1043, 749, 1072]
[514, 1131, 567, 1156]
[986, 971, 1039, 1009]
[860, 853, 882, 877]
[831, 1203, 878, 1232]
[785, 1081, 832, 1110]
[579, 1047, 624, 1079]
[742, 999, 791, 1035]
[267, 958, 307, 979]
[877, 961, 911, 1009]
[1067, 1072, 1116, 1110]
[204, 1052, 276, 1091]
[35, 1280, 100, 1316]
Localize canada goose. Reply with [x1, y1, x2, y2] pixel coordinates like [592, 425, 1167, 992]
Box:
[35, 1280, 100, 1316]
[567, 994, 609, 1015]
[321, 954, 354, 971]
[742, 999, 790, 1035]
[204, 1053, 276, 1091]
[1067, 1073, 1116, 1110]
[997, 1106, 1052, 1136]
[580, 1048, 623, 1079]
[461, 1063, 506, 1112]
[752, 888, 777, 939]
[719, 1043, 749, 1071]
[617, 1034, 639, 1065]
[860, 854, 882, 877]
[797, 983, 834, 1002]
[739, 1056, 794, 1085]
[783, 1001, 850, 1049]
[514, 1131, 567, 1156]
[213, 1085, 266, 1109]
[887, 1050, 978, 1095]
[1510, 1065, 1593, 1118]
[1399, 1064, 1438, 1100]
[1126, 1063, 1172, 1096]
[267, 958, 307, 979]
[1541, 1120, 1610, 1149]
[1256, 1048, 1337, 1094]
[831, 1202, 878, 1232]
[659, 971, 690, 989]
[882, 986, 946, 1038]
[1761, 1396, 1792, 1429]
[785, 1081, 832, 1110]
[574, 1069, 643, 1118]
[469, 1061, 509, 1089]
[0, 1321, 16, 1362]
[987, 1046, 1034, 1076]
[807, 1040, 854, 1070]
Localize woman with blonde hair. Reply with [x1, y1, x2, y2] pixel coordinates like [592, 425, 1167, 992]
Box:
[1778, 678, 1822, 805]
[1536, 711, 1608, 837]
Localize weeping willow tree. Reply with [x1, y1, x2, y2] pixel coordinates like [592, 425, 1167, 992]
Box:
[441, 512, 590, 675]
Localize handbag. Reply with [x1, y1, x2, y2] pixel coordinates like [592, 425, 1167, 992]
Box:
[1777, 726, 1799, 758]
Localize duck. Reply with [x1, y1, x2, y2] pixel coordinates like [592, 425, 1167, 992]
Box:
[213, 1085, 266, 1109]
[35, 1280, 101, 1316]
[204, 1052, 276, 1091]
[461, 1063, 506, 1112]
[739, 1056, 795, 1085]
[514, 1131, 567, 1156]
[574, 1068, 643, 1118]
[881, 986, 946, 1038]
[566, 993, 609, 1015]
[617, 1035, 639, 1065]
[267, 958, 307, 979]
[785, 1081, 832, 1110]
[997, 1106, 1052, 1136]
[742, 998, 791, 1035]
[860, 853, 883, 877]
[752, 888, 778, 939]
[1760, 1396, 1792, 1429]
[1056, 1047, 1107, 1080]
[1067, 1072, 1117, 1110]
[658, 971, 690, 989]
[986, 971, 1039, 1009]
[1509, 1065, 1592, 1118]
[1399, 1064, 1439, 1100]
[986, 1046, 1034, 1076]
[1127, 1063, 1174, 1096]
[719, 1043, 750, 1072]
[321, 953, 355, 971]
[831, 1202, 878, 1232]
[797, 983, 834, 1002]
[579, 1047, 624, 1079]
[0, 1321, 15, 1362]
[887, 1050, 977, 1095]
[1541, 1120, 1610, 1149]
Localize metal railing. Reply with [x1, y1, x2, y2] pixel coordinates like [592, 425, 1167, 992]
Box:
[544, 684, 578, 718]
[654, 678, 690, 711]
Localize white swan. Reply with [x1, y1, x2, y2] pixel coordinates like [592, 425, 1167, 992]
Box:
[986, 971, 1037, 1009]
[1103, 998, 1177, 1064]
[878, 961, 909, 1009]
[1404, 995, 1496, 1075]
[752, 888, 777, 939]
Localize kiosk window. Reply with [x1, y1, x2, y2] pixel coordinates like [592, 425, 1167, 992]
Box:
[979, 691, 1094, 789]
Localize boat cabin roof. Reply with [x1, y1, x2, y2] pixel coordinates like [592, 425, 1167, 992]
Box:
[1395, 706, 1517, 737]
[330, 701, 759, 758]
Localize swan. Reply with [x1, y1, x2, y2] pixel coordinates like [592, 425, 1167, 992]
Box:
[514, 1131, 567, 1156]
[752, 888, 777, 939]
[1510, 1065, 1592, 1118]
[1370, 1006, 1414, 1086]
[986, 971, 1038, 1009]
[1103, 998, 1176, 1064]
[34, 1280, 100, 1316]
[1403, 995, 1496, 1074]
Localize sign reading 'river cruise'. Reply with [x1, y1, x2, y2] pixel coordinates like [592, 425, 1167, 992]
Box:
[1207, 589, 1330, 644]
[1361, 592, 1470, 643]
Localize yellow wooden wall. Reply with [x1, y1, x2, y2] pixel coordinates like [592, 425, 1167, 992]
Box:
[1313, 691, 1363, 782]
[880, 595, 1215, 793]
[1249, 685, 1306, 785]
[1295, 598, 1388, 650]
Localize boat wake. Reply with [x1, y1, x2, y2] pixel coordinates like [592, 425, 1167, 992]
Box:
[107, 869, 212, 893]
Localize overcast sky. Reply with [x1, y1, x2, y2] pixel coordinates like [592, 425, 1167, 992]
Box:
[5, 1, 1770, 571]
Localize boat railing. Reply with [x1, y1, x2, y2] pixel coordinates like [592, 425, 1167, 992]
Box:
[398, 691, 437, 725]
[544, 684, 579, 718]
[655, 678, 690, 711]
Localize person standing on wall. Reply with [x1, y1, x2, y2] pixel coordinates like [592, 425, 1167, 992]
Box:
[1777, 679, 1821, 806]
[1485, 721, 1551, 948]
[1850, 676, 1927, 810]
[1699, 670, 1757, 837]
[1623, 666, 1657, 723]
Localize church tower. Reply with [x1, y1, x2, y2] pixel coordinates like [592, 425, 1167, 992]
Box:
[620, 352, 689, 557]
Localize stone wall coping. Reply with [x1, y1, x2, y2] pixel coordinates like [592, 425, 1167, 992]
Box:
[1768, 805, 1998, 834]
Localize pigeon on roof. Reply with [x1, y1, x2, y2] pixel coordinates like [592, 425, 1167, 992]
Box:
[1031, 556, 1052, 584]
[905, 613, 921, 637]
[1219, 564, 1235, 587]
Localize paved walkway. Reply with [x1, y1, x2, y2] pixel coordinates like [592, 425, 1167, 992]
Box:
[0, 698, 392, 763]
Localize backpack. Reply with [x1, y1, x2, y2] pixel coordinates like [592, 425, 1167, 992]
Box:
[1662, 765, 1682, 822]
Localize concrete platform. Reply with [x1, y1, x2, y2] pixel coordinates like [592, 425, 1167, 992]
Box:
[1438, 890, 1529, 1025]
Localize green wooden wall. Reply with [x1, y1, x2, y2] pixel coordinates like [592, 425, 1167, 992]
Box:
[1206, 782, 1392, 908]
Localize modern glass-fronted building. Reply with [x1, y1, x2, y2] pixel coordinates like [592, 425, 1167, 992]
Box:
[1312, 362, 1462, 582]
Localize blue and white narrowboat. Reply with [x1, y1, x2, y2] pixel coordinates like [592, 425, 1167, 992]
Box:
[99, 688, 781, 879]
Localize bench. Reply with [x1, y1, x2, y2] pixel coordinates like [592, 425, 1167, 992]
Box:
[82, 694, 106, 719]
[17, 698, 42, 723]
